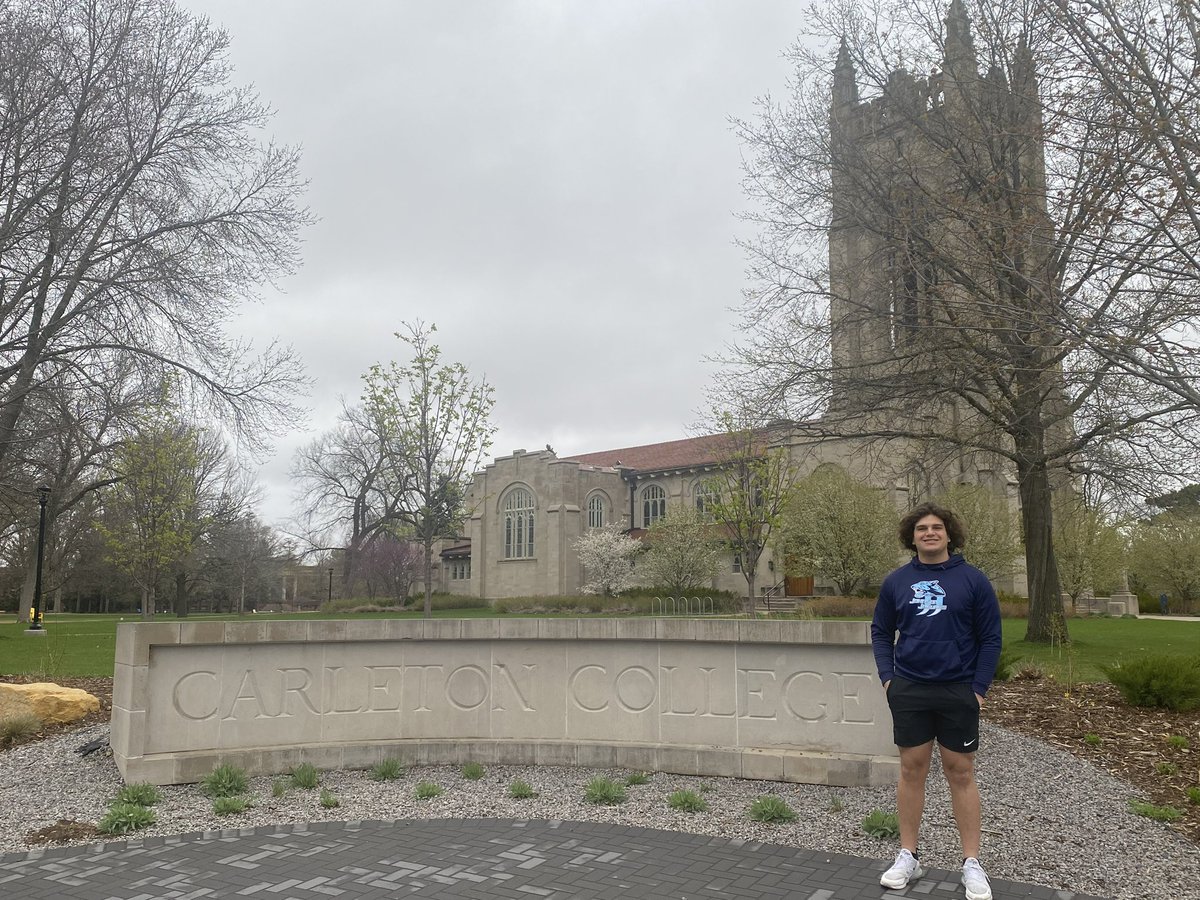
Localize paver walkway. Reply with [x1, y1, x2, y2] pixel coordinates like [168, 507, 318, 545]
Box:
[0, 818, 1109, 900]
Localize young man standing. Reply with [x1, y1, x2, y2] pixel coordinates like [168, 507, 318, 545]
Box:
[871, 502, 1003, 900]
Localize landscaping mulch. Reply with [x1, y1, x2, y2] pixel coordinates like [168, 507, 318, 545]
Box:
[984, 676, 1200, 845]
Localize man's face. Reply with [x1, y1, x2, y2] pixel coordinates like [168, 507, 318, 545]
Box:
[912, 514, 949, 559]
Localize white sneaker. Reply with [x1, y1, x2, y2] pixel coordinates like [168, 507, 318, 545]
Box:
[962, 857, 993, 900]
[880, 848, 925, 889]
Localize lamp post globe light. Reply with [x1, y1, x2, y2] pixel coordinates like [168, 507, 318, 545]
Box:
[26, 485, 50, 635]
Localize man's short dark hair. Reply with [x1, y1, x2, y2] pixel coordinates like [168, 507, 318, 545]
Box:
[899, 502, 967, 554]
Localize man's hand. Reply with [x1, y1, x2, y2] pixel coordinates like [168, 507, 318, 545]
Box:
[975, 692, 984, 708]
[884, 680, 891, 692]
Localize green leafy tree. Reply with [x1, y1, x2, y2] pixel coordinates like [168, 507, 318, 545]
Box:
[98, 417, 201, 620]
[641, 506, 722, 595]
[1053, 496, 1126, 608]
[934, 484, 1022, 582]
[574, 525, 641, 596]
[778, 465, 897, 596]
[703, 416, 797, 615]
[1129, 516, 1200, 615]
[362, 322, 496, 617]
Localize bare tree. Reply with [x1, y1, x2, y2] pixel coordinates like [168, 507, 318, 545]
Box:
[0, 0, 310, 473]
[723, 0, 1200, 641]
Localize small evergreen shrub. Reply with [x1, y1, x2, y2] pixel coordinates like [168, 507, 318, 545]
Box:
[1084, 733, 1101, 747]
[115, 783, 162, 807]
[1128, 799, 1182, 822]
[667, 790, 707, 813]
[213, 795, 251, 816]
[461, 762, 485, 780]
[291, 763, 320, 790]
[1102, 655, 1200, 710]
[0, 712, 42, 747]
[414, 781, 443, 800]
[508, 779, 537, 799]
[748, 795, 796, 823]
[862, 808, 901, 839]
[993, 646, 1022, 682]
[319, 789, 339, 809]
[370, 759, 405, 781]
[625, 771, 651, 786]
[1186, 787, 1200, 805]
[97, 803, 156, 834]
[1167, 734, 1190, 750]
[584, 777, 627, 805]
[202, 764, 249, 798]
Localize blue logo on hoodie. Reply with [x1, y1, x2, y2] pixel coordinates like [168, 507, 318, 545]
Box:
[910, 580, 946, 616]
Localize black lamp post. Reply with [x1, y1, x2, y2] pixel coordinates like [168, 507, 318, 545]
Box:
[328, 567, 334, 604]
[27, 485, 50, 633]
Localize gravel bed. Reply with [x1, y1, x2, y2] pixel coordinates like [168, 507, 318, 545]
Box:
[1, 722, 1197, 900]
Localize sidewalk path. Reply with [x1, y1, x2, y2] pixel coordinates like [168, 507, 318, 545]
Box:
[0, 818, 1109, 900]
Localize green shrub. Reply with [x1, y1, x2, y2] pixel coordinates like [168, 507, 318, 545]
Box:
[415, 781, 443, 800]
[202, 764, 249, 798]
[1156, 761, 1179, 776]
[213, 795, 251, 816]
[97, 802, 156, 834]
[748, 795, 796, 823]
[1128, 799, 1181, 822]
[862, 808, 901, 839]
[1186, 787, 1200, 805]
[271, 778, 288, 798]
[461, 762, 485, 780]
[319, 789, 339, 809]
[667, 790, 707, 813]
[115, 783, 162, 807]
[625, 771, 651, 786]
[370, 759, 405, 781]
[1084, 733, 1101, 747]
[584, 777, 627, 805]
[1167, 734, 1190, 750]
[508, 779, 537, 799]
[0, 712, 42, 747]
[1102, 655, 1200, 710]
[291, 763, 320, 790]
[993, 646, 1022, 682]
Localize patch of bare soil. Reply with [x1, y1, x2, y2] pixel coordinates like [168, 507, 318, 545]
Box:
[23, 819, 100, 845]
[984, 676, 1200, 845]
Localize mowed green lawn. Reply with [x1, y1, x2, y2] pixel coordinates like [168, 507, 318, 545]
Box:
[0, 612, 1195, 682]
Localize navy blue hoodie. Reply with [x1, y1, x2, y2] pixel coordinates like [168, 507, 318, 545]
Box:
[871, 554, 1003, 696]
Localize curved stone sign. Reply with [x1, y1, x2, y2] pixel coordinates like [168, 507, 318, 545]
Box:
[111, 618, 899, 787]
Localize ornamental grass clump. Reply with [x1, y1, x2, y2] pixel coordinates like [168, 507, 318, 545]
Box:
[748, 795, 796, 823]
[116, 783, 162, 807]
[584, 777, 627, 805]
[202, 764, 249, 798]
[97, 803, 156, 834]
[624, 771, 651, 786]
[1128, 798, 1182, 822]
[370, 759, 404, 781]
[291, 763, 320, 790]
[667, 790, 707, 813]
[862, 808, 901, 838]
[508, 779, 537, 799]
[213, 795, 252, 816]
[319, 789, 339, 809]
[461, 762, 485, 780]
[415, 781, 443, 800]
[0, 712, 41, 748]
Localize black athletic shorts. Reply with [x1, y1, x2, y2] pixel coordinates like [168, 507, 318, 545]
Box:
[885, 675, 980, 753]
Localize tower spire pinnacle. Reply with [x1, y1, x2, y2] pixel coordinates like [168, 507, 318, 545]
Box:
[832, 36, 858, 110]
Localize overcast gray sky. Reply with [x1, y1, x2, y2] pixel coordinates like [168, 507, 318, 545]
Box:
[179, 1, 808, 527]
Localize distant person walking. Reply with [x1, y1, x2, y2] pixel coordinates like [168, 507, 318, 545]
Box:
[1159, 592, 1169, 615]
[871, 502, 1003, 900]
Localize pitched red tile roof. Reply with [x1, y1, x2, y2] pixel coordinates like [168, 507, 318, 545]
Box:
[565, 431, 768, 472]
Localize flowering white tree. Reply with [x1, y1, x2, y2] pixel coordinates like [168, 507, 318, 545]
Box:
[642, 507, 722, 595]
[574, 525, 641, 596]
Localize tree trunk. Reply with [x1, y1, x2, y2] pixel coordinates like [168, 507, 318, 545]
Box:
[423, 538, 434, 618]
[1018, 455, 1068, 643]
[744, 570, 757, 618]
[174, 571, 191, 618]
[141, 584, 154, 621]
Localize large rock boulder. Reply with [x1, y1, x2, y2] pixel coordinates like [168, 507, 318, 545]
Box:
[0, 682, 100, 725]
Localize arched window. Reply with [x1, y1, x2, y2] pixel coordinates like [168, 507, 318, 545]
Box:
[641, 484, 666, 528]
[503, 488, 535, 558]
[694, 481, 718, 517]
[587, 494, 606, 529]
